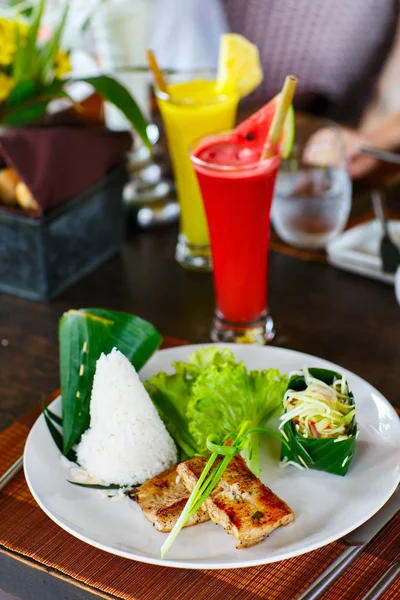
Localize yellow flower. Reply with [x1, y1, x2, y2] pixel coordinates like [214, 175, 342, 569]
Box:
[0, 72, 14, 102]
[54, 50, 71, 79]
[0, 18, 17, 66]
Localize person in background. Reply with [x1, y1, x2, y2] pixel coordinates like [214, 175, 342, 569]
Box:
[222, 0, 400, 180]
[152, 0, 400, 179]
[4, 0, 400, 180]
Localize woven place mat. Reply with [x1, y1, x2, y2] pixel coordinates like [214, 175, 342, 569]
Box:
[1, 339, 399, 600]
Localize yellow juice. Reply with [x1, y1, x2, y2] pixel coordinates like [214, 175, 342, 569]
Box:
[157, 80, 238, 248]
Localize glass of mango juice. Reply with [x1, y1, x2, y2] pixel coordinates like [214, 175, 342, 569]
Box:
[156, 71, 239, 271]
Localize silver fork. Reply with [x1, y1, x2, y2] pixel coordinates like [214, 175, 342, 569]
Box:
[360, 560, 400, 600]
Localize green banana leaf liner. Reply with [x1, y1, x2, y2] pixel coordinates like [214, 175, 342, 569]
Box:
[281, 368, 358, 476]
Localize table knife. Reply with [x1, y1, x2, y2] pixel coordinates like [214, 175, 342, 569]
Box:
[0, 455, 23, 491]
[298, 487, 400, 600]
[371, 190, 400, 274]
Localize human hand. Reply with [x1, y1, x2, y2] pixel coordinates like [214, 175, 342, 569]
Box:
[339, 127, 379, 179]
[304, 126, 378, 180]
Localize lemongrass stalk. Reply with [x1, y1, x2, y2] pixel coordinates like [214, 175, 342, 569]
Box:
[261, 75, 298, 159]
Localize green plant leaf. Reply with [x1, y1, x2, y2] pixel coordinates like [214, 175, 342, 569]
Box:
[11, 0, 44, 83]
[59, 310, 107, 456]
[67, 481, 135, 491]
[46, 407, 63, 427]
[41, 398, 77, 462]
[7, 1, 34, 17]
[42, 406, 63, 453]
[26, 0, 45, 40]
[82, 308, 162, 371]
[12, 19, 26, 82]
[80, 75, 151, 148]
[6, 77, 37, 107]
[60, 309, 162, 455]
[2, 97, 50, 125]
[24, 0, 45, 74]
[38, 0, 69, 82]
[2, 82, 68, 125]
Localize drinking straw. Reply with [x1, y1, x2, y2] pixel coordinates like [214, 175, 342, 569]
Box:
[261, 75, 298, 159]
[146, 49, 169, 94]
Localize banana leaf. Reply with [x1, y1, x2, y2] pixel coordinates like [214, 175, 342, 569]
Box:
[60, 308, 162, 455]
[281, 368, 358, 476]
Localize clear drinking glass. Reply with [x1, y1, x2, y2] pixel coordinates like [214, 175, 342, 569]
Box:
[93, 0, 154, 120]
[272, 120, 352, 250]
[156, 70, 239, 271]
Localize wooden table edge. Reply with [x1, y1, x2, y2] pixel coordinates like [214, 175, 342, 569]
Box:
[0, 545, 118, 600]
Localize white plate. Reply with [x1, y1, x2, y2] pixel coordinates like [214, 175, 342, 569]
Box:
[326, 219, 400, 284]
[24, 344, 400, 570]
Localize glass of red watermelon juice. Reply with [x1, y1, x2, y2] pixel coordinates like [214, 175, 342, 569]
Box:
[191, 128, 280, 344]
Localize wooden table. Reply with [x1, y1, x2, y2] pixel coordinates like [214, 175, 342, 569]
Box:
[1, 136, 400, 599]
[1, 220, 399, 434]
[1, 225, 400, 599]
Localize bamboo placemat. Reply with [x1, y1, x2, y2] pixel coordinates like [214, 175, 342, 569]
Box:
[1, 337, 399, 600]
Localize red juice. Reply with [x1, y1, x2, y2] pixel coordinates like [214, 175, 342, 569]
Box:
[191, 132, 280, 341]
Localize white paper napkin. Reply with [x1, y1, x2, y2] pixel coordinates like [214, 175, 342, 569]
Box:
[326, 219, 400, 285]
[395, 266, 400, 304]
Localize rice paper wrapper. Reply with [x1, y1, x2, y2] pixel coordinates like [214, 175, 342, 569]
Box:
[281, 368, 357, 476]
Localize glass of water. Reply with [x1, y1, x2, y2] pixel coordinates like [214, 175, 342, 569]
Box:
[272, 119, 351, 250]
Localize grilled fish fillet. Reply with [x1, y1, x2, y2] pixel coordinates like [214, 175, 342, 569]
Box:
[177, 456, 294, 548]
[132, 466, 210, 532]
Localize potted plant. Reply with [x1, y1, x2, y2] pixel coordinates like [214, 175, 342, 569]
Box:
[0, 0, 150, 300]
[0, 0, 150, 142]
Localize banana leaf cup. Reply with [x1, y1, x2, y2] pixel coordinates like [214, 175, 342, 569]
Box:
[280, 368, 358, 476]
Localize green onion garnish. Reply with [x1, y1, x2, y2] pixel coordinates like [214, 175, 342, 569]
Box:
[160, 421, 288, 558]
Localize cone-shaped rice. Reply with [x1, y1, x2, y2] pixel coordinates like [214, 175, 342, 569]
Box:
[77, 348, 177, 485]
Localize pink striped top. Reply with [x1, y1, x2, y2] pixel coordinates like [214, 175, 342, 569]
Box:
[223, 0, 399, 125]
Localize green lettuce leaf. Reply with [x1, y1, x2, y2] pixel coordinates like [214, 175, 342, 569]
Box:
[145, 346, 238, 460]
[145, 346, 288, 472]
[188, 364, 287, 473]
[186, 346, 237, 372]
[145, 361, 199, 460]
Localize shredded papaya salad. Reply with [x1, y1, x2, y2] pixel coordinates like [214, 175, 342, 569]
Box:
[279, 367, 356, 440]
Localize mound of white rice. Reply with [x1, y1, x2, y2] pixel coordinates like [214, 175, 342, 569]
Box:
[76, 348, 177, 486]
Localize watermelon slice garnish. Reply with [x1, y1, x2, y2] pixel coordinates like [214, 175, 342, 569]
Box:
[235, 94, 295, 159]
